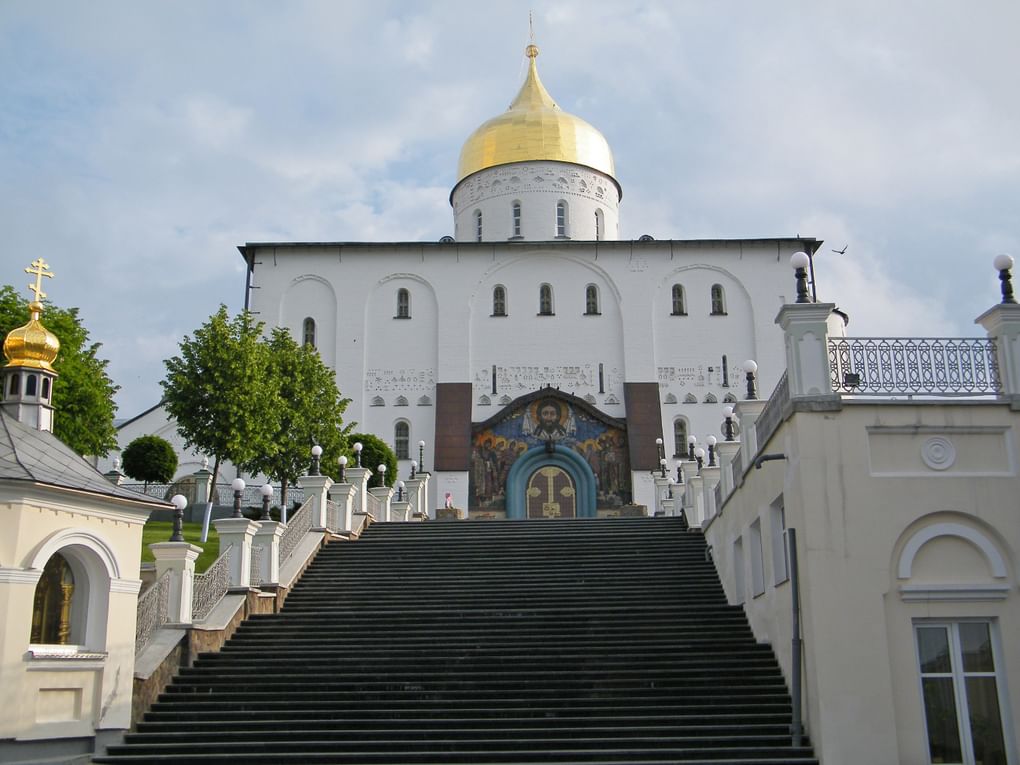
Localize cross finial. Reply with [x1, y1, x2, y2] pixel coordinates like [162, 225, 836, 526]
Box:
[25, 258, 54, 303]
[529, 11, 534, 44]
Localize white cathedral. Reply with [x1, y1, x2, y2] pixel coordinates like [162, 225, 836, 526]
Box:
[234, 43, 832, 517]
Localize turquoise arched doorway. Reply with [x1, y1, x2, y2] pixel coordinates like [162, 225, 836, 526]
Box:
[505, 444, 597, 519]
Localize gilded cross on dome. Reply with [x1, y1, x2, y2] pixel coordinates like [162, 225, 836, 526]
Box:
[25, 258, 54, 303]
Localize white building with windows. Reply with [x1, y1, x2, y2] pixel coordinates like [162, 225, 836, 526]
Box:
[240, 44, 826, 518]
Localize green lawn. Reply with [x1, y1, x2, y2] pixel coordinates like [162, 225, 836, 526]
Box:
[141, 522, 221, 573]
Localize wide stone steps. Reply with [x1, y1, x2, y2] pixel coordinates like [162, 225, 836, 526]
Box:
[96, 517, 815, 764]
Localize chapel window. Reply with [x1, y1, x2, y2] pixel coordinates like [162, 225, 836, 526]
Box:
[396, 288, 411, 319]
[539, 284, 554, 316]
[302, 317, 316, 348]
[492, 285, 507, 317]
[585, 284, 600, 315]
[26, 374, 37, 396]
[556, 201, 568, 238]
[711, 284, 727, 315]
[394, 421, 410, 460]
[511, 201, 522, 238]
[474, 209, 483, 242]
[31, 552, 75, 645]
[8, 374, 18, 396]
[41, 377, 50, 399]
[671, 284, 687, 316]
[595, 209, 605, 241]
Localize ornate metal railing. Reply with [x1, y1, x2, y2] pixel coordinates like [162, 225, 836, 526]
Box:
[828, 337, 1000, 397]
[135, 571, 171, 654]
[280, 501, 312, 564]
[365, 491, 382, 518]
[756, 371, 790, 451]
[249, 544, 263, 588]
[325, 499, 341, 532]
[121, 482, 306, 509]
[192, 545, 232, 621]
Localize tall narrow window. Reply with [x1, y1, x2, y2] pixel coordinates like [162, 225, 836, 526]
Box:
[749, 518, 765, 596]
[915, 622, 1008, 765]
[26, 374, 37, 396]
[595, 209, 605, 241]
[474, 209, 483, 242]
[539, 284, 554, 316]
[31, 553, 75, 645]
[584, 284, 600, 315]
[41, 377, 50, 400]
[770, 500, 788, 584]
[733, 536, 745, 604]
[511, 201, 522, 238]
[8, 374, 19, 396]
[673, 418, 688, 457]
[671, 284, 687, 316]
[396, 288, 411, 319]
[491, 285, 507, 316]
[556, 201, 568, 238]
[394, 421, 410, 460]
[302, 317, 316, 348]
[711, 284, 727, 315]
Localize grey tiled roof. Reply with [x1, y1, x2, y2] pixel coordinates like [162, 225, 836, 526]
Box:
[0, 411, 169, 506]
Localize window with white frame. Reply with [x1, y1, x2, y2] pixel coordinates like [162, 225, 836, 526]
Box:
[914, 621, 1009, 765]
[474, 209, 483, 242]
[396, 288, 410, 319]
[749, 518, 765, 597]
[511, 201, 522, 238]
[539, 284, 554, 316]
[671, 284, 687, 316]
[584, 284, 600, 315]
[673, 418, 689, 458]
[556, 201, 568, 237]
[394, 421, 410, 460]
[710, 283, 727, 315]
[492, 285, 507, 317]
[595, 209, 605, 240]
[302, 317, 316, 348]
[770, 500, 788, 585]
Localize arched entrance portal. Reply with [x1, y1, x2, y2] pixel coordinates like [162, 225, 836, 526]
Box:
[506, 444, 597, 520]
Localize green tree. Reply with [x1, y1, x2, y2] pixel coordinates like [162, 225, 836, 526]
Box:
[0, 285, 118, 456]
[343, 433, 398, 487]
[121, 434, 178, 490]
[160, 306, 281, 492]
[238, 327, 352, 507]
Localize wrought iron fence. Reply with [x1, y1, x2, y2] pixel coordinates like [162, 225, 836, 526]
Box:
[325, 499, 341, 532]
[121, 482, 306, 509]
[192, 545, 232, 621]
[755, 371, 790, 452]
[828, 337, 1000, 397]
[280, 501, 312, 564]
[249, 544, 264, 588]
[135, 570, 171, 655]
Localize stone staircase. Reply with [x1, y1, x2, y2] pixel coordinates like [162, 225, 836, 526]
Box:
[96, 517, 817, 764]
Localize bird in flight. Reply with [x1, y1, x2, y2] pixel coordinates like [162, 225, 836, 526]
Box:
[832, 245, 848, 255]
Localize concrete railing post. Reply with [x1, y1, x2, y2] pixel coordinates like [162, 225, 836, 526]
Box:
[775, 302, 838, 399]
[149, 542, 203, 624]
[252, 521, 284, 586]
[976, 302, 1020, 401]
[212, 518, 260, 589]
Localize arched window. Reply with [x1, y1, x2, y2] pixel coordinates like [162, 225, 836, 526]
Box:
[556, 201, 568, 238]
[671, 284, 687, 316]
[539, 284, 554, 316]
[26, 374, 37, 396]
[492, 285, 507, 317]
[595, 209, 605, 241]
[8, 374, 19, 396]
[31, 553, 75, 645]
[673, 418, 689, 458]
[474, 209, 483, 242]
[302, 317, 316, 348]
[711, 284, 727, 315]
[511, 201, 522, 238]
[396, 288, 411, 319]
[394, 421, 410, 460]
[41, 377, 50, 399]
[585, 284, 600, 315]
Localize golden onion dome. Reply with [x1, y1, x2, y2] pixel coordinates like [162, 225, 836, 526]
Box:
[455, 45, 619, 194]
[4, 300, 60, 373]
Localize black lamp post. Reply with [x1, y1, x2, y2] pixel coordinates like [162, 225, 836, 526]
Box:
[410, 460, 417, 479]
[231, 478, 245, 519]
[791, 251, 811, 304]
[259, 483, 273, 521]
[675, 460, 683, 485]
[723, 406, 736, 442]
[337, 455, 347, 483]
[687, 435, 697, 462]
[353, 442, 363, 468]
[310, 444, 322, 476]
[659, 457, 667, 479]
[694, 447, 705, 476]
[706, 435, 717, 467]
[995, 254, 1016, 304]
[169, 494, 187, 542]
[655, 437, 665, 464]
[743, 359, 758, 400]
[418, 440, 427, 473]
[378, 464, 387, 487]
[396, 480, 405, 502]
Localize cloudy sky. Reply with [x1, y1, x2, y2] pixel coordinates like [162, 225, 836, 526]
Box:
[2, 1, 1017, 417]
